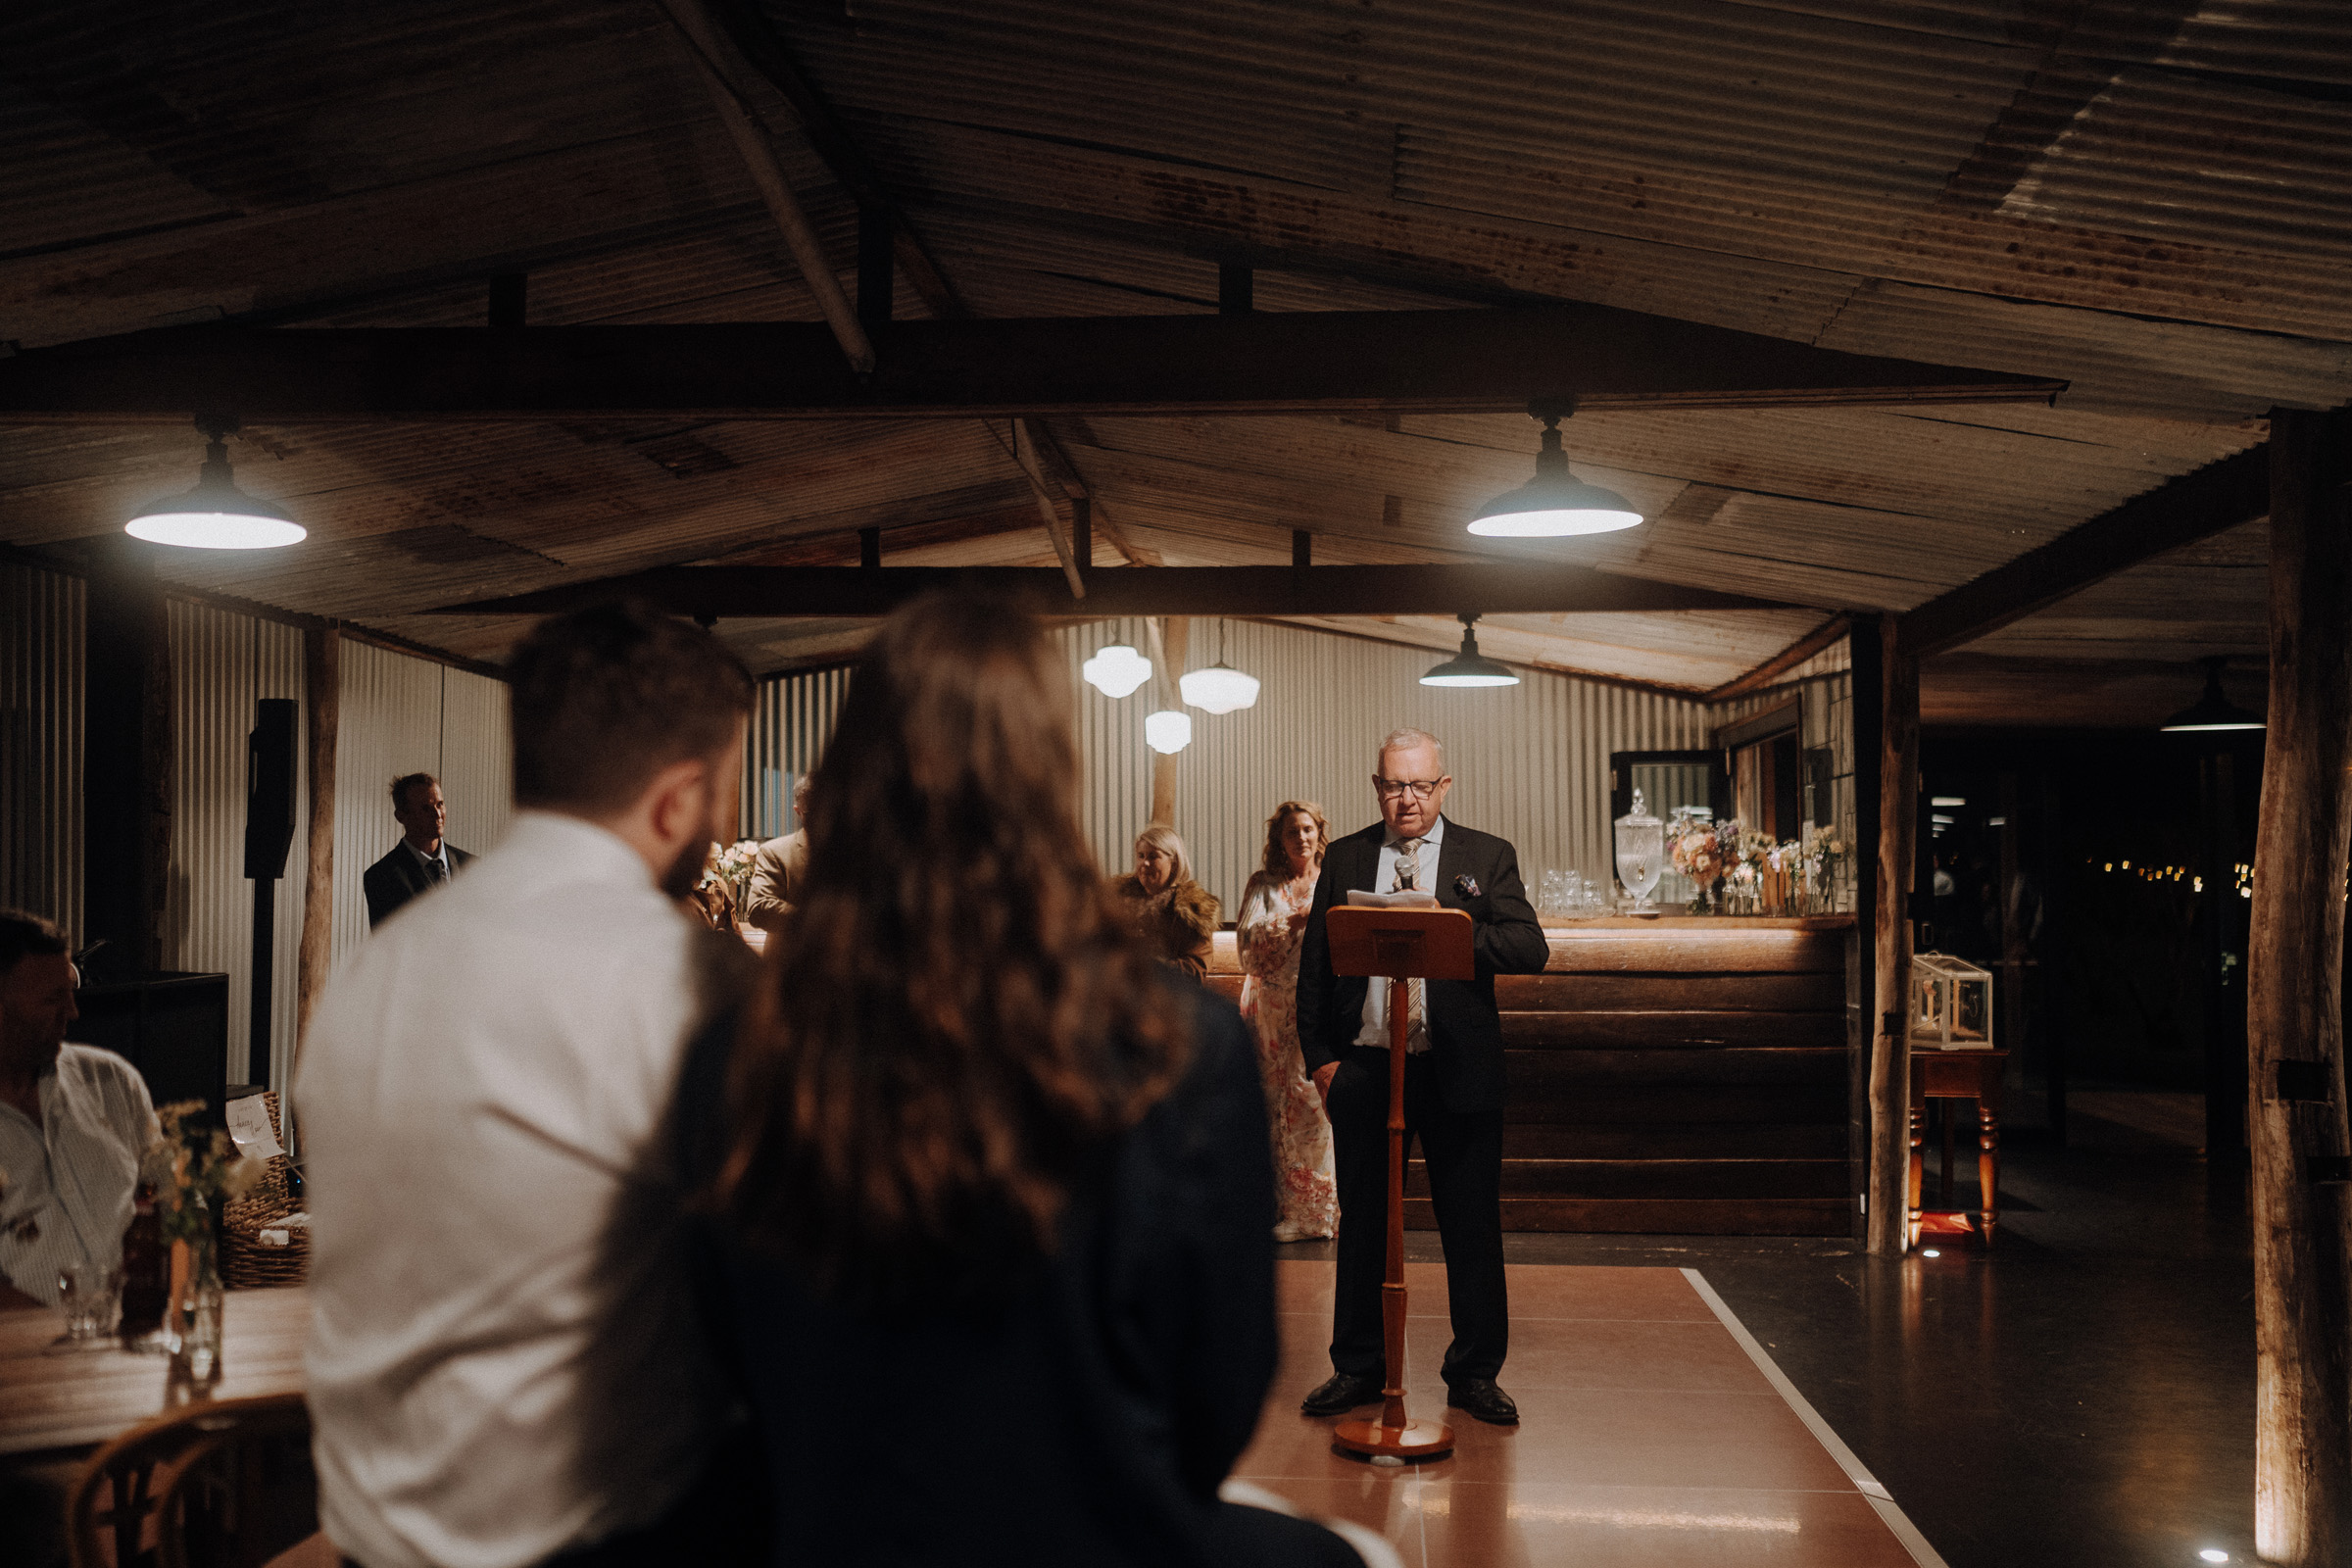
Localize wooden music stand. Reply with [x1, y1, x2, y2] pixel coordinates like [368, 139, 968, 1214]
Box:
[1323, 903, 1476, 1462]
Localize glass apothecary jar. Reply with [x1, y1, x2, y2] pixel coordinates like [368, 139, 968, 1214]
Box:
[1909, 953, 1993, 1050]
[1614, 790, 1665, 913]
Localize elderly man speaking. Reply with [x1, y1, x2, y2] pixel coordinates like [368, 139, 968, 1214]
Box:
[1294, 727, 1547, 1428]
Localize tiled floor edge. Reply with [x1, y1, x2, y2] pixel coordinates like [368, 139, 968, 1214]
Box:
[1678, 1267, 1951, 1568]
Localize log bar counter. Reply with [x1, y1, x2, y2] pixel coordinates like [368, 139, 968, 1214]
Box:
[1206, 915, 1861, 1236]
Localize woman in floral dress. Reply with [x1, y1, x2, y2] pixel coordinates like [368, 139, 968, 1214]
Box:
[1235, 800, 1339, 1241]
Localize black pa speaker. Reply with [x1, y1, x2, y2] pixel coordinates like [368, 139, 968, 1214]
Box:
[245, 699, 299, 880]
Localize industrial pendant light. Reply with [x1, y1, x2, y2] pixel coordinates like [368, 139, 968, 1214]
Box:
[1419, 612, 1519, 688]
[1082, 643, 1152, 698]
[125, 416, 305, 550]
[2159, 656, 2264, 732]
[1178, 619, 1261, 713]
[1467, 398, 1642, 538]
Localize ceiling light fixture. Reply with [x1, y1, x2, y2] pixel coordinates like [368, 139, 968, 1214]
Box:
[1179, 619, 1261, 713]
[125, 416, 305, 550]
[1082, 643, 1152, 699]
[1419, 612, 1519, 688]
[2160, 657, 2264, 732]
[1144, 709, 1193, 754]
[1467, 398, 1642, 537]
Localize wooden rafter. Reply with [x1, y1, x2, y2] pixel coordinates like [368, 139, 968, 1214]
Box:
[0, 313, 2066, 424]
[1897, 442, 2272, 660]
[430, 564, 1795, 619]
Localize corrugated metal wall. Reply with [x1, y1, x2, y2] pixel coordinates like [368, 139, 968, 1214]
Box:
[727, 623, 1872, 920]
[0, 562, 83, 941]
[741, 665, 851, 841]
[163, 603, 308, 1088]
[329, 640, 513, 971]
[1063, 618, 1715, 915]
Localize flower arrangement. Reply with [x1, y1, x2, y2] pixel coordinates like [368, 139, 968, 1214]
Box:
[142, 1102, 264, 1374]
[147, 1101, 264, 1241]
[708, 838, 763, 908]
[1667, 810, 1734, 911]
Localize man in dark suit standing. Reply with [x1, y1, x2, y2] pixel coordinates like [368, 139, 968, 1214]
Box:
[364, 772, 475, 928]
[1296, 727, 1548, 1427]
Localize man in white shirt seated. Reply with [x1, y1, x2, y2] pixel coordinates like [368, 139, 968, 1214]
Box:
[0, 909, 157, 1311]
[298, 602, 759, 1568]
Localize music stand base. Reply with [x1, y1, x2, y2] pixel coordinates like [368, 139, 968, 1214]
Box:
[1332, 1417, 1454, 1461]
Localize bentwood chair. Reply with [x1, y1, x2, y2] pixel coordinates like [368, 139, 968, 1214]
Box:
[67, 1392, 315, 1568]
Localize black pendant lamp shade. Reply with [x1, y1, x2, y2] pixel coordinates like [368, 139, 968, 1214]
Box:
[125, 416, 304, 550]
[2159, 656, 2264, 732]
[1419, 612, 1520, 688]
[1467, 399, 1642, 538]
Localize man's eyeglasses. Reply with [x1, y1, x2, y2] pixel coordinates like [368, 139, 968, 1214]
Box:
[1373, 776, 1445, 801]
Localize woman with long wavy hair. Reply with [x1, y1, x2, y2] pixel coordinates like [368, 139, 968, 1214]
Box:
[677, 593, 1387, 1568]
[1236, 800, 1339, 1241]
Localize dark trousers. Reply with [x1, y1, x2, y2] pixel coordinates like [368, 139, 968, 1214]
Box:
[1326, 1046, 1507, 1386]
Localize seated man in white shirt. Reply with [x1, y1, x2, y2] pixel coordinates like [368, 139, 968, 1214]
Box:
[298, 602, 759, 1568]
[0, 909, 156, 1311]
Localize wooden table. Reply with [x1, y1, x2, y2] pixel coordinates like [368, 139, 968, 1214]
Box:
[1908, 1050, 2008, 1247]
[0, 1287, 310, 1464]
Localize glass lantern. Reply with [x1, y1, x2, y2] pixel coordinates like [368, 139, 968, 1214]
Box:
[1614, 789, 1665, 913]
[1908, 952, 1993, 1050]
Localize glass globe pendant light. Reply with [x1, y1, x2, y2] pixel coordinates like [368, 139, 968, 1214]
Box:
[1178, 619, 1261, 713]
[1467, 398, 1642, 538]
[1144, 709, 1193, 754]
[1082, 643, 1152, 698]
[1420, 612, 1519, 688]
[125, 416, 305, 550]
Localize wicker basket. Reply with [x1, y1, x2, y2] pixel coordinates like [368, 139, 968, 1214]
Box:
[221, 1092, 309, 1289]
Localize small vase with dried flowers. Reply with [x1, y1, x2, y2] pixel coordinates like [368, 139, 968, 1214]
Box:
[145, 1102, 263, 1381]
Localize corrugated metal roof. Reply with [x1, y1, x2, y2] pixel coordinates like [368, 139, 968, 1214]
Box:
[1, 0, 2346, 712]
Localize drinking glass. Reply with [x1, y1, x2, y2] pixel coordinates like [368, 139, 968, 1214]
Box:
[57, 1262, 122, 1346]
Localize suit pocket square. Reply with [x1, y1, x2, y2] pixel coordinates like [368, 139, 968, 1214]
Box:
[1454, 873, 1482, 898]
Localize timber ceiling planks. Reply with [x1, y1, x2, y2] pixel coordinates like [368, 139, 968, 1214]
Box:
[1, 0, 2345, 713]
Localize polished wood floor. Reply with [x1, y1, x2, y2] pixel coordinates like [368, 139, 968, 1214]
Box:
[1238, 1261, 1939, 1567]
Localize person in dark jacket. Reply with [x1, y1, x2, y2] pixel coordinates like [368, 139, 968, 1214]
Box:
[1294, 727, 1548, 1429]
[362, 772, 474, 928]
[680, 592, 1391, 1568]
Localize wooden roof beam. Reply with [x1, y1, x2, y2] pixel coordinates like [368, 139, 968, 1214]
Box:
[0, 312, 2065, 423]
[427, 564, 1798, 619]
[1897, 442, 2273, 661]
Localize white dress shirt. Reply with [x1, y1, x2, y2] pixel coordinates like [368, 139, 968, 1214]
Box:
[0, 1045, 156, 1303]
[298, 811, 745, 1568]
[1354, 813, 1446, 1054]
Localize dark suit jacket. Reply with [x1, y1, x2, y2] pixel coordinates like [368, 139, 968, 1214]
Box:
[677, 981, 1278, 1566]
[363, 841, 474, 929]
[1297, 817, 1548, 1114]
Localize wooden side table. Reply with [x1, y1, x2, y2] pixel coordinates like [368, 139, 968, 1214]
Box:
[1908, 1049, 2008, 1247]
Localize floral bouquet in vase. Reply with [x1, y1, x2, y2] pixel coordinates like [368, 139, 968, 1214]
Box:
[1667, 810, 1730, 913]
[144, 1102, 264, 1376]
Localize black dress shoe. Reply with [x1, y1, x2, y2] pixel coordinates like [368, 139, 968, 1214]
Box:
[1446, 1379, 1519, 1425]
[1299, 1372, 1385, 1417]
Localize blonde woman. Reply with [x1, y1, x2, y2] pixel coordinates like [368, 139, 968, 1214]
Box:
[1111, 823, 1220, 981]
[1236, 801, 1339, 1241]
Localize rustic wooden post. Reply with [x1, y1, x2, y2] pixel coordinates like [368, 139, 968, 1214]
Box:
[1148, 616, 1189, 827]
[2250, 408, 2352, 1567]
[294, 628, 339, 1058]
[1868, 614, 1920, 1255]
